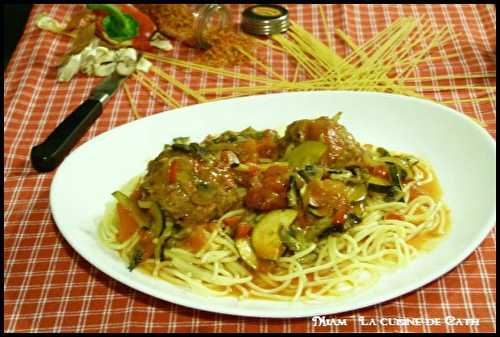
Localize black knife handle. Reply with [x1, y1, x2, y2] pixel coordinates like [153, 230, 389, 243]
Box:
[30, 99, 103, 172]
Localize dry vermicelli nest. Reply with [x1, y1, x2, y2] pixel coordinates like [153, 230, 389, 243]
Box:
[136, 4, 255, 67]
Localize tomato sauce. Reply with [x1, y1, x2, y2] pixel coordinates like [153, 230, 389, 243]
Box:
[406, 166, 450, 250]
[183, 227, 208, 253]
[245, 165, 290, 211]
[307, 179, 349, 218]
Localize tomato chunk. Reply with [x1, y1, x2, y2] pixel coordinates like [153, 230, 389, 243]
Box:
[235, 223, 252, 239]
[117, 203, 139, 243]
[245, 165, 289, 211]
[370, 165, 390, 179]
[138, 230, 155, 261]
[168, 159, 178, 184]
[184, 227, 207, 253]
[332, 208, 346, 225]
[223, 215, 242, 227]
[384, 212, 405, 221]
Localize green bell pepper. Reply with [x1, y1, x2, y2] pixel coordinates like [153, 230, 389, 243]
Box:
[87, 4, 139, 42]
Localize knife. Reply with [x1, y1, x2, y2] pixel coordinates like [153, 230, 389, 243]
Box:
[31, 72, 127, 172]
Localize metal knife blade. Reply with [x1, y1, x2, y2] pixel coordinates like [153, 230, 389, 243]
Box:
[30, 73, 128, 172]
[89, 72, 127, 104]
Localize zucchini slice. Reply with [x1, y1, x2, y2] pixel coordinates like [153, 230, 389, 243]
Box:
[138, 200, 164, 237]
[304, 217, 333, 241]
[251, 209, 298, 260]
[280, 226, 310, 252]
[286, 141, 327, 168]
[346, 183, 368, 202]
[235, 238, 258, 270]
[367, 175, 392, 193]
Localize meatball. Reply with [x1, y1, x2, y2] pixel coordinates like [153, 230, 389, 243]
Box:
[140, 146, 243, 226]
[283, 116, 365, 168]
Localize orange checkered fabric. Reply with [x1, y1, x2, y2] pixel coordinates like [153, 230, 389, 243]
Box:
[4, 4, 496, 333]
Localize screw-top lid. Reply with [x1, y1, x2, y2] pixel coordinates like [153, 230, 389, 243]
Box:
[241, 5, 289, 36]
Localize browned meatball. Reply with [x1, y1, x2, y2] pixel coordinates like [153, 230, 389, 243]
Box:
[140, 145, 243, 226]
[283, 116, 365, 168]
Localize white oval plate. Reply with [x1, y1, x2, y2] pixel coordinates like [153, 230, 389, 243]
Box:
[50, 91, 496, 318]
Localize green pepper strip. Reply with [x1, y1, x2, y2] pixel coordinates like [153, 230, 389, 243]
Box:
[305, 217, 333, 241]
[154, 220, 173, 262]
[87, 4, 138, 41]
[280, 227, 310, 252]
[128, 245, 144, 271]
[287, 175, 298, 208]
[138, 200, 163, 237]
[387, 163, 403, 189]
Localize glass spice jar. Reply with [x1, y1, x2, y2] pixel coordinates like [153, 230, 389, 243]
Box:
[142, 4, 231, 49]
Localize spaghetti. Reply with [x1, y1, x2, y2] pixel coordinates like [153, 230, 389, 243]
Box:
[98, 113, 450, 301]
[135, 14, 494, 112]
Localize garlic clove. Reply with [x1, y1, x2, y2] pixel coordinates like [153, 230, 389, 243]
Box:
[57, 54, 81, 82]
[94, 62, 116, 77]
[115, 48, 138, 76]
[35, 13, 65, 33]
[80, 44, 98, 76]
[116, 61, 136, 76]
[115, 48, 137, 63]
[150, 32, 173, 51]
[92, 47, 116, 77]
[150, 39, 173, 51]
[136, 57, 152, 73]
[95, 47, 115, 64]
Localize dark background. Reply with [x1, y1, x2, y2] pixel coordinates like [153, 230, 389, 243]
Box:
[4, 4, 33, 68]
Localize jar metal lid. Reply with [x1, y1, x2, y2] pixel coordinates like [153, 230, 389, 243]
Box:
[241, 5, 289, 36]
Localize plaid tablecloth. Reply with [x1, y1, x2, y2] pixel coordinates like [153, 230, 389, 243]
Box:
[4, 4, 496, 333]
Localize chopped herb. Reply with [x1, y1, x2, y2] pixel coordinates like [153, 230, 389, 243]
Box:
[227, 134, 238, 143]
[377, 147, 391, 157]
[172, 143, 191, 152]
[188, 143, 209, 157]
[287, 175, 299, 208]
[384, 186, 405, 202]
[298, 164, 322, 181]
[344, 213, 361, 231]
[197, 181, 210, 190]
[171, 142, 209, 157]
[173, 137, 190, 144]
[128, 246, 144, 271]
[331, 111, 342, 123]
[387, 163, 403, 189]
